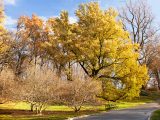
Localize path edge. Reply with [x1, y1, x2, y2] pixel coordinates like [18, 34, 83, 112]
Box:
[67, 111, 107, 120]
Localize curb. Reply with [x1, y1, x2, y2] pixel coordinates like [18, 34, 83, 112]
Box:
[67, 115, 90, 120]
[147, 112, 152, 120]
[67, 111, 107, 120]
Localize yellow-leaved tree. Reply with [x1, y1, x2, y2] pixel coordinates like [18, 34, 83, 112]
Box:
[0, 3, 11, 69]
[44, 2, 148, 100]
[10, 15, 49, 76]
[45, 11, 76, 78]
[0, 4, 8, 54]
[17, 15, 48, 65]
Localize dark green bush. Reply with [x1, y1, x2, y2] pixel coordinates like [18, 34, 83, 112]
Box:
[140, 90, 149, 96]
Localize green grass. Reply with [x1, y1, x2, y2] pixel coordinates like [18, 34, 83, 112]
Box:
[0, 101, 145, 111]
[0, 102, 103, 120]
[0, 99, 148, 120]
[0, 102, 102, 111]
[0, 91, 159, 120]
[0, 91, 159, 111]
[0, 101, 145, 120]
[0, 102, 72, 111]
[150, 109, 160, 120]
[116, 101, 145, 109]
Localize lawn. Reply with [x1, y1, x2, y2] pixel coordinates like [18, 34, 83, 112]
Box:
[0, 109, 101, 120]
[0, 100, 147, 112]
[0, 91, 159, 120]
[150, 109, 160, 120]
[0, 100, 148, 120]
[0, 101, 144, 120]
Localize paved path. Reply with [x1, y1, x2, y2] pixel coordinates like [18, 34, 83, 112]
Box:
[75, 103, 160, 120]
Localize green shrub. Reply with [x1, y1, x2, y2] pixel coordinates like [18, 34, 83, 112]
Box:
[105, 102, 118, 110]
[140, 90, 149, 96]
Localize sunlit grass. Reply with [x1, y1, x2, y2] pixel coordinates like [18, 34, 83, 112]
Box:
[0, 100, 146, 111]
[116, 101, 145, 109]
[0, 91, 159, 120]
[0, 102, 30, 110]
[0, 92, 158, 111]
[0, 101, 146, 120]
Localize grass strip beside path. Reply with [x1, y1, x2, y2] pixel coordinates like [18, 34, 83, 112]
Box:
[151, 109, 160, 120]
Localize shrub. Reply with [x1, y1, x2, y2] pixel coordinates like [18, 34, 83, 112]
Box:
[60, 70, 101, 112]
[140, 90, 149, 96]
[105, 102, 118, 110]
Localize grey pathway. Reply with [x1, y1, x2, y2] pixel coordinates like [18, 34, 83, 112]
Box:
[75, 103, 160, 120]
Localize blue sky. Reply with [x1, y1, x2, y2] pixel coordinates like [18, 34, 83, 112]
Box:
[3, 0, 160, 29]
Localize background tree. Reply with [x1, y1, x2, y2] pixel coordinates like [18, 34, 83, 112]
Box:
[120, 0, 156, 51]
[44, 11, 75, 80]
[0, 68, 16, 103]
[119, 0, 159, 89]
[0, 1, 12, 70]
[148, 44, 160, 89]
[119, 0, 158, 66]
[9, 15, 49, 76]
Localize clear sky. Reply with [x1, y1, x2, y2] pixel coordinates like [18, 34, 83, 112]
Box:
[3, 0, 160, 30]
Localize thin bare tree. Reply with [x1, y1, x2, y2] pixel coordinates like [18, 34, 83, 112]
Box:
[120, 0, 159, 64]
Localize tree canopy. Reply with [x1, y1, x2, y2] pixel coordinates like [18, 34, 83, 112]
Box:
[43, 2, 148, 100]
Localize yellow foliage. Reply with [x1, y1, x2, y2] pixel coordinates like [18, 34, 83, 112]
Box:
[0, 7, 10, 56]
[43, 2, 149, 100]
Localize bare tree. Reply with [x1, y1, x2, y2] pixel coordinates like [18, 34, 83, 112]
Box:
[0, 68, 15, 103]
[148, 42, 160, 90]
[119, 0, 160, 90]
[61, 69, 101, 112]
[17, 65, 61, 114]
[120, 0, 159, 64]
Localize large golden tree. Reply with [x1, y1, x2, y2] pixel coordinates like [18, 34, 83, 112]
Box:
[43, 2, 149, 100]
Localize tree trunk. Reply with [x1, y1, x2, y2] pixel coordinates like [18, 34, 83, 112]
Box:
[141, 85, 147, 90]
[39, 105, 43, 115]
[30, 103, 34, 112]
[155, 69, 160, 90]
[74, 106, 81, 112]
[101, 79, 107, 97]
